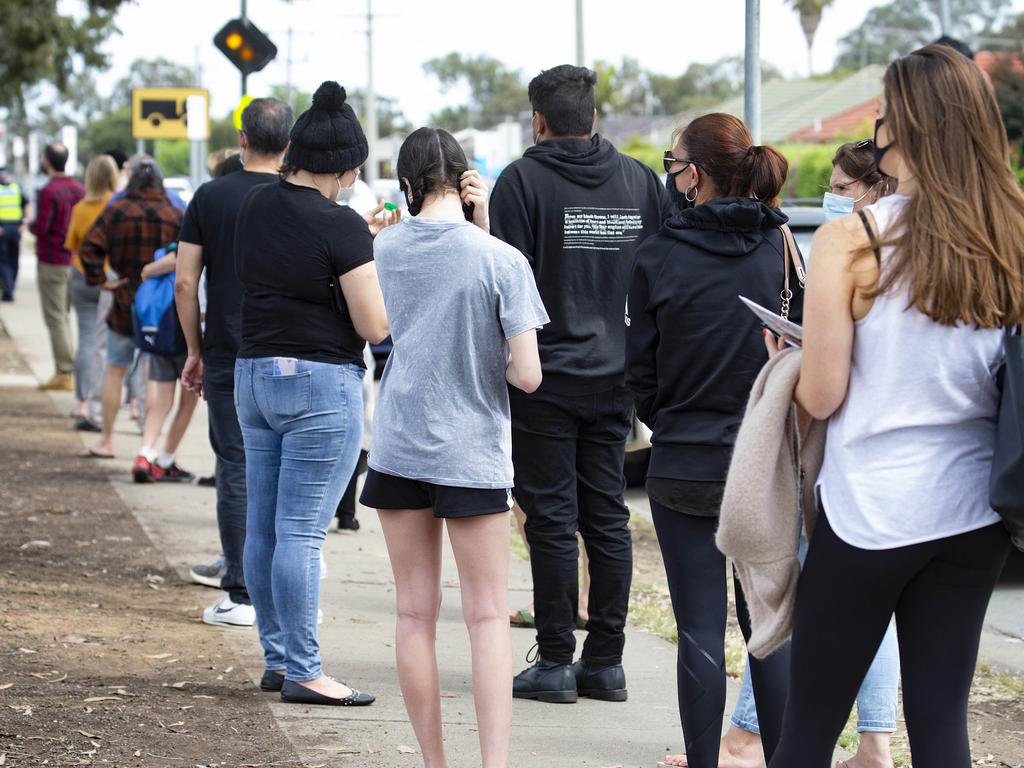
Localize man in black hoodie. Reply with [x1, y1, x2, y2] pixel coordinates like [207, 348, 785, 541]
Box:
[490, 64, 671, 703]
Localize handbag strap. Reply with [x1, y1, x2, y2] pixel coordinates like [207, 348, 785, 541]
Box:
[857, 210, 882, 265]
[778, 224, 806, 320]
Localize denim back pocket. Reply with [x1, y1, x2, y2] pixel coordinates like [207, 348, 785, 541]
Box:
[259, 371, 313, 418]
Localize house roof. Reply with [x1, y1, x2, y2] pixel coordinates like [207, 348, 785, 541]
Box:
[976, 50, 1024, 76]
[785, 97, 879, 143]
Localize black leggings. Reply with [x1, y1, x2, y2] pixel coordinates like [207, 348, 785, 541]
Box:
[769, 514, 1010, 768]
[651, 501, 791, 767]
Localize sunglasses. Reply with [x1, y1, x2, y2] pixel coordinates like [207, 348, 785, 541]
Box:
[663, 151, 703, 175]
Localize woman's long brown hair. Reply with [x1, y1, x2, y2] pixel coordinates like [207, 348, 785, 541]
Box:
[878, 44, 1024, 328]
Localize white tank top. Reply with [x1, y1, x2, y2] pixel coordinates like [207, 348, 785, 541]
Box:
[817, 194, 1004, 549]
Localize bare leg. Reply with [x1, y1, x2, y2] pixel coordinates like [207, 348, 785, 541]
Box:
[160, 385, 199, 455]
[139, 380, 174, 454]
[578, 534, 590, 623]
[378, 507, 447, 768]
[838, 733, 894, 768]
[90, 363, 127, 455]
[447, 513, 513, 768]
[667, 724, 766, 767]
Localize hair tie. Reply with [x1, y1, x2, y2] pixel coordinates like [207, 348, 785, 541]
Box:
[744, 145, 758, 159]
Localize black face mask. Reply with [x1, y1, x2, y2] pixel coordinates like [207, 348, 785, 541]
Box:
[873, 117, 894, 171]
[665, 171, 694, 211]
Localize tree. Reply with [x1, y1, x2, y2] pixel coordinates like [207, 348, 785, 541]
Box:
[422, 54, 528, 132]
[835, 0, 1011, 70]
[0, 0, 128, 110]
[108, 58, 197, 111]
[788, 0, 836, 76]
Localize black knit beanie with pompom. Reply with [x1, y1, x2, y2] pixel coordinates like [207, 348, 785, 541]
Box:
[286, 81, 368, 174]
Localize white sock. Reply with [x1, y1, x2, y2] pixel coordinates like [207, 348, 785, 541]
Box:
[140, 446, 157, 462]
[157, 451, 175, 469]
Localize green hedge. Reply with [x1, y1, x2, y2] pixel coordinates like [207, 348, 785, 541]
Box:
[776, 143, 834, 200]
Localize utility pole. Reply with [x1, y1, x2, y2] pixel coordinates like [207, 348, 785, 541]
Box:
[364, 0, 378, 184]
[744, 0, 761, 144]
[285, 25, 294, 108]
[240, 0, 248, 96]
[939, 0, 952, 36]
[575, 0, 584, 67]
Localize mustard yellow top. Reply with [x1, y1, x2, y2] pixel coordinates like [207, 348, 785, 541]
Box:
[65, 193, 112, 273]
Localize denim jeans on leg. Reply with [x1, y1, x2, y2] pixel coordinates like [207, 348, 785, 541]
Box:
[204, 358, 249, 605]
[71, 270, 101, 403]
[236, 357, 364, 680]
[731, 535, 901, 735]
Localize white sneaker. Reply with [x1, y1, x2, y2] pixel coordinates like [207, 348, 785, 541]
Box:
[319, 551, 327, 580]
[202, 597, 255, 628]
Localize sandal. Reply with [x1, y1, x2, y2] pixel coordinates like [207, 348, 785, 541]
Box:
[509, 608, 535, 628]
[80, 447, 114, 459]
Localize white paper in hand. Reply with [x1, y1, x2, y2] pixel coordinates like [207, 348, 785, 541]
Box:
[739, 295, 803, 346]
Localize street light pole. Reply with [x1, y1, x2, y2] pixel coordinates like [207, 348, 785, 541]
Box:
[744, 0, 761, 144]
[575, 0, 584, 67]
[364, 0, 378, 184]
[939, 0, 952, 36]
[240, 0, 248, 96]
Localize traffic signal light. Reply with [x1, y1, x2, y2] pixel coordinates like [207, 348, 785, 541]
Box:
[214, 18, 277, 75]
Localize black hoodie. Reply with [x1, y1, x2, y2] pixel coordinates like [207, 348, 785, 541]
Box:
[490, 135, 671, 394]
[625, 197, 805, 482]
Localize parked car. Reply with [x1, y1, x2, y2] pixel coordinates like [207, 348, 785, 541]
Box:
[163, 176, 194, 206]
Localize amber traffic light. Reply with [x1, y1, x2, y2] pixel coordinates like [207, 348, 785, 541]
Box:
[214, 18, 277, 75]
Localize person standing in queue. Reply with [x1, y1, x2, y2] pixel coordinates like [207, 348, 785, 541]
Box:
[232, 81, 396, 706]
[625, 113, 802, 768]
[489, 64, 670, 704]
[176, 97, 294, 628]
[767, 44, 1019, 768]
[362, 126, 547, 768]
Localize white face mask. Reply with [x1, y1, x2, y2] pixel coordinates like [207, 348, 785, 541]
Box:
[822, 187, 873, 220]
[334, 171, 358, 202]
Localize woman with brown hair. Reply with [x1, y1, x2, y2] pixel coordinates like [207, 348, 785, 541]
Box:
[766, 44, 1021, 768]
[822, 139, 897, 221]
[625, 113, 802, 768]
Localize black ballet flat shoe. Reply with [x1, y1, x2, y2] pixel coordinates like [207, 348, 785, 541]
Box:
[259, 669, 285, 692]
[280, 678, 375, 706]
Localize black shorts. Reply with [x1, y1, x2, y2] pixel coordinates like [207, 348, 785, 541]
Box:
[360, 468, 514, 519]
[147, 353, 186, 382]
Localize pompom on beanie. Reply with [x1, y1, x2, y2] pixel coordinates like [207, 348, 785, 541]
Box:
[286, 81, 368, 174]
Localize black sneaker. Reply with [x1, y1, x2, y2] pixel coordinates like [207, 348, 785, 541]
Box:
[573, 659, 628, 702]
[512, 654, 577, 703]
[158, 463, 195, 482]
[74, 417, 102, 433]
[334, 515, 360, 534]
[197, 474, 216, 487]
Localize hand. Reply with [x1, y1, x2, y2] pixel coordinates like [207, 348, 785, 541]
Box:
[181, 353, 204, 398]
[460, 170, 489, 232]
[100, 277, 127, 292]
[763, 329, 789, 359]
[140, 263, 156, 281]
[362, 200, 401, 238]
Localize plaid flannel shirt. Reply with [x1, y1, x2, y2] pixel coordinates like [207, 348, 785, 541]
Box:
[29, 176, 85, 265]
[80, 189, 183, 337]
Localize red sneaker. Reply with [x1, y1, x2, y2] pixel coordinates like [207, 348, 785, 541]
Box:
[132, 455, 164, 483]
[158, 463, 195, 483]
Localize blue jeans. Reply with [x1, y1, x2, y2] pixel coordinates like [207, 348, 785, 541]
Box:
[731, 536, 901, 734]
[235, 357, 364, 681]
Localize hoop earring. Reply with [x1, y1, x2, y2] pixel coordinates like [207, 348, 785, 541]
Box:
[685, 186, 698, 203]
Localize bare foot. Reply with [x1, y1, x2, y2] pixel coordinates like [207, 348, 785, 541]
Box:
[296, 675, 353, 699]
[660, 755, 686, 767]
[837, 732, 895, 768]
[719, 725, 766, 768]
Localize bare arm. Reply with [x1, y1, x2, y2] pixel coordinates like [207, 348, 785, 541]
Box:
[340, 261, 389, 345]
[141, 252, 177, 280]
[506, 328, 542, 393]
[789, 216, 875, 420]
[174, 241, 205, 395]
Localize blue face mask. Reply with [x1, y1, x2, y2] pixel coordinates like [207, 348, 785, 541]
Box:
[822, 191, 856, 220]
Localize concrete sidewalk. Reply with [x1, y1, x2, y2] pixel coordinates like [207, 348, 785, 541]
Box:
[0, 252, 711, 766]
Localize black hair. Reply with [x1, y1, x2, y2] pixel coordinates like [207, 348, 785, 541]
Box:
[104, 148, 128, 170]
[241, 98, 293, 156]
[932, 35, 975, 60]
[212, 153, 244, 179]
[396, 127, 468, 216]
[527, 65, 597, 137]
[44, 143, 69, 173]
[125, 159, 165, 196]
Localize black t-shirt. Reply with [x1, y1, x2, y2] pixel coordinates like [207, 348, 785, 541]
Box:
[235, 180, 373, 366]
[179, 170, 278, 361]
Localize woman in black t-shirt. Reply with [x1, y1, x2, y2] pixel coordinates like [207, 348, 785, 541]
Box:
[234, 81, 397, 707]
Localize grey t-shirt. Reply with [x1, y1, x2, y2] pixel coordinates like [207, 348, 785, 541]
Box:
[369, 217, 549, 489]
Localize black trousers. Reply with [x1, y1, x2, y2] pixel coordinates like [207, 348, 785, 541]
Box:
[335, 449, 368, 522]
[0, 223, 20, 298]
[769, 514, 1010, 768]
[510, 384, 633, 665]
[651, 501, 790, 767]
[204, 358, 249, 605]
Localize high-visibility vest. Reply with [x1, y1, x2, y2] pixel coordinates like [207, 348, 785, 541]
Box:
[0, 183, 23, 223]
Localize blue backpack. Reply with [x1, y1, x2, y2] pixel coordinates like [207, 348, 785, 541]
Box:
[133, 243, 185, 356]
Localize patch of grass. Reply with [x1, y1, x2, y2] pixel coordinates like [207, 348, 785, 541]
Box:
[972, 663, 1024, 703]
[509, 516, 529, 562]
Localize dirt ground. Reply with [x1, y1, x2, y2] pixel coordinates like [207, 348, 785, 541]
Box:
[0, 331, 303, 768]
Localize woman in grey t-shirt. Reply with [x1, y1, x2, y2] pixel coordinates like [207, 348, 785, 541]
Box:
[361, 127, 548, 766]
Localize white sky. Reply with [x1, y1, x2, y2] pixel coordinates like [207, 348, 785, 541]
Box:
[93, 0, 1024, 124]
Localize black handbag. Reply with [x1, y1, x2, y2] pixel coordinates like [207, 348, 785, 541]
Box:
[990, 325, 1024, 551]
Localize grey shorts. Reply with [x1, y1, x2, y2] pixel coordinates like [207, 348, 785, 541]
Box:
[147, 353, 186, 382]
